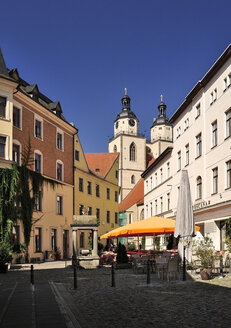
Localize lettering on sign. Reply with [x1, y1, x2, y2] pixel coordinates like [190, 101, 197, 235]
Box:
[193, 200, 210, 211]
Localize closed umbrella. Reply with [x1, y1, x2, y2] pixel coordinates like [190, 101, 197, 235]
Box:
[174, 170, 195, 280]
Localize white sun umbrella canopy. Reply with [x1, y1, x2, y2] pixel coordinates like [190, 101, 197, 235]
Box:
[174, 170, 195, 262]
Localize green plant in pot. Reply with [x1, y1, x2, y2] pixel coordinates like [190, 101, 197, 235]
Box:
[194, 236, 218, 280]
[0, 240, 13, 273]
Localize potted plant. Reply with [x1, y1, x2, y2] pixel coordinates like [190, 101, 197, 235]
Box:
[54, 247, 61, 260]
[116, 243, 131, 269]
[0, 240, 13, 273]
[194, 236, 218, 280]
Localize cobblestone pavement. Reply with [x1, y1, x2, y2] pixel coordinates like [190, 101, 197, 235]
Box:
[1, 262, 231, 328]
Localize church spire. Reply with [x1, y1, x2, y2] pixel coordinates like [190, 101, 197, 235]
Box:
[121, 87, 131, 110]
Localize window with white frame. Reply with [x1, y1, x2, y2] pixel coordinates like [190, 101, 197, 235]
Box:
[160, 169, 163, 183]
[210, 88, 217, 105]
[155, 172, 157, 186]
[56, 161, 63, 181]
[13, 107, 21, 129]
[34, 151, 42, 173]
[129, 143, 136, 161]
[223, 77, 228, 92]
[167, 193, 170, 211]
[195, 103, 200, 119]
[155, 200, 157, 215]
[131, 175, 135, 184]
[57, 195, 63, 215]
[226, 160, 231, 189]
[0, 136, 7, 159]
[212, 167, 218, 194]
[196, 176, 202, 199]
[226, 109, 231, 138]
[0, 96, 6, 119]
[196, 133, 202, 158]
[211, 120, 217, 148]
[167, 162, 170, 178]
[185, 144, 189, 166]
[177, 151, 181, 171]
[35, 191, 42, 211]
[56, 129, 64, 151]
[160, 197, 163, 213]
[34, 115, 43, 140]
[12, 143, 20, 165]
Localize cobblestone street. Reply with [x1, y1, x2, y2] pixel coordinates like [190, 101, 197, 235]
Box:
[1, 262, 231, 327]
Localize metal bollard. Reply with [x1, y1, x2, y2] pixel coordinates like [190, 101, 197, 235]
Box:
[220, 254, 223, 276]
[183, 245, 186, 281]
[147, 259, 150, 284]
[111, 262, 115, 287]
[31, 265, 35, 291]
[73, 263, 77, 290]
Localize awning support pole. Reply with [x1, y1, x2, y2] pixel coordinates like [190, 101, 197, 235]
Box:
[153, 233, 155, 250]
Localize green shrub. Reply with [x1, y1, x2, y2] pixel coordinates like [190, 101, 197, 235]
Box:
[128, 243, 136, 251]
[194, 236, 218, 268]
[116, 242, 128, 263]
[0, 240, 13, 264]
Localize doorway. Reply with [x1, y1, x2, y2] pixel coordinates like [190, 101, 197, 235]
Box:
[63, 230, 69, 259]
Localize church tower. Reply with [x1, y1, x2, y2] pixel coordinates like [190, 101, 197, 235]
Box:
[108, 89, 146, 202]
[147, 96, 173, 159]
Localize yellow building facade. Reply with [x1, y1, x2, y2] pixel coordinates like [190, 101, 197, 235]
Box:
[74, 134, 120, 247]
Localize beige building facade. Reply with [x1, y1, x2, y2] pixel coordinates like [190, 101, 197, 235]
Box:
[142, 44, 231, 251]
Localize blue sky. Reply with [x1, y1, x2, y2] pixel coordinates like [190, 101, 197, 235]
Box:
[0, 0, 230, 152]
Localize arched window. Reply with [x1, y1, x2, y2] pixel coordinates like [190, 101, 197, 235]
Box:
[113, 145, 117, 152]
[129, 143, 136, 161]
[131, 175, 135, 184]
[196, 176, 202, 199]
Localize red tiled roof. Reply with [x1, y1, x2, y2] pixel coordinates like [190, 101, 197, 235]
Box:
[85, 152, 119, 178]
[119, 178, 144, 212]
[146, 152, 155, 167]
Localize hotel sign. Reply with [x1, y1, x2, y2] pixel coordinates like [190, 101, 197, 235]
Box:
[193, 200, 210, 211]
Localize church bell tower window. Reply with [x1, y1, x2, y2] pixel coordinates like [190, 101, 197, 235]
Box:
[129, 143, 136, 161]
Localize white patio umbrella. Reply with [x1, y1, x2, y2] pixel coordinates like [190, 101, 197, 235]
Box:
[174, 170, 195, 280]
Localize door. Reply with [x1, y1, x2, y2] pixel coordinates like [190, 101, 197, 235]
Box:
[63, 230, 69, 259]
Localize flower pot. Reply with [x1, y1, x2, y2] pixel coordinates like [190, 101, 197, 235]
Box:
[200, 268, 212, 280]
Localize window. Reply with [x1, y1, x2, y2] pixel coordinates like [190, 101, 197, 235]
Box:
[167, 162, 170, 178]
[96, 208, 100, 224]
[0, 96, 6, 118]
[51, 229, 57, 251]
[79, 178, 83, 192]
[57, 162, 63, 181]
[185, 144, 189, 166]
[87, 181, 92, 195]
[35, 227, 42, 252]
[184, 118, 189, 130]
[35, 191, 42, 211]
[212, 167, 218, 194]
[129, 143, 136, 161]
[96, 184, 100, 197]
[195, 103, 200, 119]
[0, 136, 6, 158]
[35, 153, 42, 173]
[210, 89, 217, 105]
[160, 169, 163, 183]
[196, 133, 202, 158]
[224, 77, 228, 92]
[75, 150, 79, 161]
[146, 180, 148, 192]
[226, 160, 231, 189]
[13, 107, 21, 128]
[57, 132, 63, 150]
[115, 191, 118, 202]
[115, 212, 118, 224]
[167, 193, 170, 211]
[106, 188, 110, 200]
[12, 143, 20, 165]
[226, 109, 231, 138]
[131, 175, 135, 184]
[129, 213, 132, 224]
[88, 207, 92, 215]
[177, 151, 181, 171]
[57, 195, 63, 215]
[155, 200, 157, 215]
[160, 197, 163, 213]
[115, 170, 118, 179]
[150, 202, 152, 216]
[150, 177, 152, 189]
[113, 145, 117, 152]
[35, 119, 42, 139]
[107, 211, 110, 223]
[196, 176, 202, 199]
[146, 205, 148, 217]
[155, 173, 157, 186]
[79, 204, 84, 215]
[80, 232, 84, 248]
[211, 121, 217, 147]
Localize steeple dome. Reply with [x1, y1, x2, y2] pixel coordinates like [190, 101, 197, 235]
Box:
[115, 88, 137, 121]
[151, 95, 170, 127]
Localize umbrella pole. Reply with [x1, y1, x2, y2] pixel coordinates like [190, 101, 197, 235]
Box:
[183, 243, 186, 281]
[138, 235, 139, 250]
[127, 235, 128, 251]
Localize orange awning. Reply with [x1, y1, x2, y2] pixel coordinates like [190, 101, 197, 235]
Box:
[100, 216, 200, 239]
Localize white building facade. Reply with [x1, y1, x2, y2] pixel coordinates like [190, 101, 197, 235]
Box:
[142, 44, 231, 251]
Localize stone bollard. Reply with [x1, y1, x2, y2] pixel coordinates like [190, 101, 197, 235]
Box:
[31, 265, 35, 292]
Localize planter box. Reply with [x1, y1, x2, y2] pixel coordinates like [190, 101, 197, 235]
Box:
[200, 269, 212, 280]
[115, 262, 132, 269]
